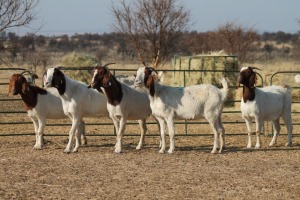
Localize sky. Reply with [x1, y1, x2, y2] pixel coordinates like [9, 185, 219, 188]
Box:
[9, 0, 300, 36]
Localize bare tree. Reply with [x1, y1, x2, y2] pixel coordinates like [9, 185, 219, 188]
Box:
[27, 50, 40, 73]
[111, 0, 190, 69]
[211, 21, 259, 63]
[0, 0, 39, 33]
[0, 0, 39, 65]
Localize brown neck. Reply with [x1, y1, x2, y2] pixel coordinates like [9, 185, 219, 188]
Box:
[19, 86, 47, 110]
[103, 75, 123, 106]
[242, 85, 255, 103]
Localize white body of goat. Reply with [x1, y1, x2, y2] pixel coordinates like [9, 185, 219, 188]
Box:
[44, 67, 108, 153]
[90, 65, 152, 153]
[241, 86, 293, 148]
[108, 83, 151, 153]
[134, 66, 228, 154]
[8, 74, 85, 150]
[28, 88, 86, 149]
[239, 66, 292, 148]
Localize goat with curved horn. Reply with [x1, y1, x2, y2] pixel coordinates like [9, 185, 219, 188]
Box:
[250, 66, 261, 71]
[20, 70, 33, 75]
[103, 63, 116, 68]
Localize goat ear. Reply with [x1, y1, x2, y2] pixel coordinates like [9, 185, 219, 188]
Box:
[54, 69, 65, 87]
[102, 71, 111, 87]
[151, 71, 158, 79]
[21, 80, 28, 94]
[249, 72, 256, 88]
[146, 74, 152, 88]
[149, 77, 155, 96]
[146, 74, 155, 96]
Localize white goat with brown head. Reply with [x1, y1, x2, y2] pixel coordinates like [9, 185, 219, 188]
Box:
[8, 72, 86, 150]
[89, 64, 152, 153]
[238, 66, 292, 148]
[44, 67, 108, 153]
[134, 66, 228, 154]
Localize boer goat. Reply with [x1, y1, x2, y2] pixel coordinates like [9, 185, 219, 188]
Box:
[89, 64, 152, 153]
[8, 73, 86, 149]
[134, 66, 228, 154]
[44, 67, 108, 153]
[238, 66, 292, 148]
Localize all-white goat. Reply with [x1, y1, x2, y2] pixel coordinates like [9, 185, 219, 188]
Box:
[44, 67, 109, 153]
[134, 66, 228, 154]
[89, 64, 152, 153]
[8, 73, 86, 149]
[238, 66, 292, 148]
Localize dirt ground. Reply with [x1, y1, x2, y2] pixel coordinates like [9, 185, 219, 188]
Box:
[0, 121, 300, 199]
[1, 73, 300, 199]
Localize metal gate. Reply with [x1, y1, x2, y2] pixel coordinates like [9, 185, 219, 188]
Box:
[0, 67, 299, 137]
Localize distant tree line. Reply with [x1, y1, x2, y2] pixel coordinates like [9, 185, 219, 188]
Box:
[0, 29, 300, 68]
[1, 0, 300, 70]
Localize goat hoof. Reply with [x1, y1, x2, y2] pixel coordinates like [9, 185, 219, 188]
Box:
[135, 146, 142, 150]
[218, 148, 223, 153]
[269, 142, 275, 147]
[167, 149, 174, 154]
[72, 149, 78, 153]
[158, 149, 165, 154]
[114, 149, 122, 154]
[285, 142, 292, 147]
[64, 149, 71, 154]
[81, 140, 87, 146]
[33, 145, 43, 150]
[211, 149, 217, 154]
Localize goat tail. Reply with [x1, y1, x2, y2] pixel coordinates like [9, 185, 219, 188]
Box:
[284, 84, 292, 99]
[220, 77, 229, 102]
[284, 84, 292, 92]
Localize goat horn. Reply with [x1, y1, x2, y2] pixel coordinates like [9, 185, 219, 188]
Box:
[147, 66, 158, 74]
[55, 66, 65, 70]
[103, 63, 116, 68]
[250, 66, 261, 71]
[20, 70, 32, 75]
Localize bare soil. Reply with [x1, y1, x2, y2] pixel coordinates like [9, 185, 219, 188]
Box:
[0, 123, 300, 199]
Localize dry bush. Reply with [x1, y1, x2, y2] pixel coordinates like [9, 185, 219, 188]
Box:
[57, 52, 98, 84]
[171, 51, 238, 107]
